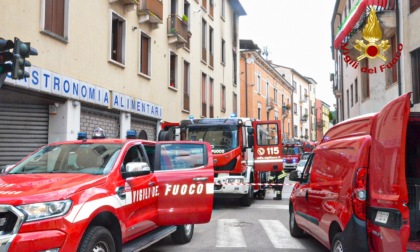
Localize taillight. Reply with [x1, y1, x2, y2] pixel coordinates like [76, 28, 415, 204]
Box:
[352, 167, 367, 220]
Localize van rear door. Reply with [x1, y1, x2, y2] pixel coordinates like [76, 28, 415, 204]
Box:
[252, 121, 283, 172]
[368, 93, 411, 252]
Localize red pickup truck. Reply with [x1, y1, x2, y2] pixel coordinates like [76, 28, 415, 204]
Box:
[0, 129, 214, 252]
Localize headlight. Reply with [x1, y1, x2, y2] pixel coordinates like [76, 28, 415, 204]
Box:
[17, 200, 72, 222]
[227, 178, 244, 184]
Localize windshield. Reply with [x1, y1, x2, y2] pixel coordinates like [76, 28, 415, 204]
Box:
[186, 125, 238, 150]
[8, 143, 122, 175]
[282, 146, 301, 155]
[298, 160, 307, 166]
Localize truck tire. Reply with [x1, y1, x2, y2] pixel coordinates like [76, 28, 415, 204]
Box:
[289, 207, 305, 237]
[78, 226, 116, 252]
[171, 224, 194, 244]
[332, 232, 346, 252]
[240, 184, 253, 206]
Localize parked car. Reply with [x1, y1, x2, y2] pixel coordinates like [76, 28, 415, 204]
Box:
[289, 93, 418, 252]
[300, 152, 311, 160]
[295, 159, 308, 178]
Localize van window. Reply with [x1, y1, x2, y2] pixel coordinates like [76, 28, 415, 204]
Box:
[301, 154, 314, 183]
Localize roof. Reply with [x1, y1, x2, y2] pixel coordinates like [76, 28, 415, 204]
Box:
[230, 0, 247, 16]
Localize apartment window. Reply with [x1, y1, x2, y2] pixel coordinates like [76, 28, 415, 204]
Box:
[183, 61, 190, 111]
[140, 32, 150, 76]
[209, 26, 214, 68]
[274, 111, 279, 121]
[209, 78, 214, 117]
[233, 51, 237, 85]
[347, 89, 350, 118]
[221, 84, 226, 112]
[111, 12, 126, 64]
[388, 35, 398, 85]
[43, 0, 68, 39]
[202, 0, 207, 11]
[355, 78, 359, 103]
[266, 80, 269, 99]
[257, 73, 261, 94]
[411, 47, 420, 104]
[294, 125, 298, 137]
[202, 19, 207, 62]
[233, 92, 237, 115]
[202, 74, 207, 117]
[221, 0, 225, 19]
[361, 58, 370, 99]
[410, 0, 420, 13]
[274, 88, 278, 104]
[209, 0, 214, 17]
[170, 52, 177, 88]
[257, 102, 262, 120]
[293, 103, 297, 114]
[351, 84, 354, 107]
[221, 39, 226, 64]
[293, 81, 297, 93]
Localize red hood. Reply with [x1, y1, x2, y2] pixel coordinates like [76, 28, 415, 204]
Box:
[0, 174, 106, 205]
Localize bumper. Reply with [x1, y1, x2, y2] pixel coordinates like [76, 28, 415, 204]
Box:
[214, 176, 248, 198]
[342, 215, 368, 251]
[6, 230, 67, 252]
[284, 163, 298, 171]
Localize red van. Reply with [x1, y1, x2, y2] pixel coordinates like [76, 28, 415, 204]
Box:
[288, 93, 418, 252]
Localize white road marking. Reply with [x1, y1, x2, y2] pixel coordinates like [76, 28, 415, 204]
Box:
[216, 219, 247, 247]
[251, 204, 289, 210]
[259, 219, 306, 249]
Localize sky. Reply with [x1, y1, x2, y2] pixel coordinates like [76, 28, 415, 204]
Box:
[239, 0, 337, 108]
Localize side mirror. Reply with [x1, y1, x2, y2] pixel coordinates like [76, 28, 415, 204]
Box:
[122, 162, 151, 179]
[289, 170, 299, 182]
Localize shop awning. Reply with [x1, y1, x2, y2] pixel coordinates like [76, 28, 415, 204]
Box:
[333, 0, 396, 49]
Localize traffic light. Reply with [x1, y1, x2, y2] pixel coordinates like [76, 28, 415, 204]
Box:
[11, 37, 38, 80]
[0, 39, 14, 74]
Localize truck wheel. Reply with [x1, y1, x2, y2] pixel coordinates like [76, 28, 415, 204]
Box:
[289, 207, 305, 237]
[171, 224, 194, 244]
[240, 185, 253, 206]
[78, 226, 116, 252]
[332, 232, 345, 252]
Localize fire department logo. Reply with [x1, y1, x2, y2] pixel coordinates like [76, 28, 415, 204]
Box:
[257, 148, 265, 156]
[354, 8, 389, 61]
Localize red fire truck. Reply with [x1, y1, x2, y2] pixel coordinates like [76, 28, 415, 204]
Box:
[0, 128, 214, 251]
[159, 116, 283, 206]
[282, 140, 304, 171]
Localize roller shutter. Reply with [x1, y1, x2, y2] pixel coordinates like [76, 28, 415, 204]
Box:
[0, 104, 49, 167]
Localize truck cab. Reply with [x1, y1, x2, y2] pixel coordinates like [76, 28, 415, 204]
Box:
[0, 128, 214, 251]
[282, 141, 303, 171]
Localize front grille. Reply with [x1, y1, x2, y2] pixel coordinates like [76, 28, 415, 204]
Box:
[214, 158, 237, 171]
[0, 205, 25, 236]
[0, 212, 18, 234]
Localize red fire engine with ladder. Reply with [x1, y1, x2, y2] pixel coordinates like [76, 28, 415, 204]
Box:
[159, 116, 284, 206]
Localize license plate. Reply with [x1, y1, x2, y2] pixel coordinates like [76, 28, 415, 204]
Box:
[375, 211, 389, 224]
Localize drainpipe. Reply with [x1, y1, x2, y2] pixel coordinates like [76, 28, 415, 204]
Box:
[396, 0, 402, 96]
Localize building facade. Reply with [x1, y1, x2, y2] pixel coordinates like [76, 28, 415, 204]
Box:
[239, 40, 294, 140]
[0, 0, 245, 166]
[331, 0, 420, 122]
[315, 99, 331, 143]
[271, 65, 312, 142]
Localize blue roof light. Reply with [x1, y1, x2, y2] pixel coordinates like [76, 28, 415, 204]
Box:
[126, 130, 137, 139]
[77, 132, 87, 140]
[230, 113, 237, 118]
[189, 115, 194, 119]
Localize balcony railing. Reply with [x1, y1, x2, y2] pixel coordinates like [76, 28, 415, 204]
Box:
[167, 14, 188, 47]
[301, 114, 308, 122]
[137, 0, 163, 25]
[316, 120, 324, 128]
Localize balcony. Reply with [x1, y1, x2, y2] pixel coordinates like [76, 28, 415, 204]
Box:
[266, 97, 275, 112]
[109, 0, 139, 5]
[137, 0, 163, 27]
[299, 97, 307, 103]
[333, 84, 342, 98]
[301, 114, 308, 122]
[167, 14, 188, 48]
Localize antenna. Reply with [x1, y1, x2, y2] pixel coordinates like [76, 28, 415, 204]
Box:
[262, 46, 269, 60]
